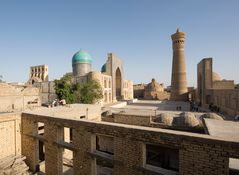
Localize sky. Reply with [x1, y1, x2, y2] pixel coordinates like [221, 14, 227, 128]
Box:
[0, 0, 239, 86]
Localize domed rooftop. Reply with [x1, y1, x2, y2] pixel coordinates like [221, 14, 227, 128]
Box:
[213, 72, 222, 81]
[72, 50, 93, 64]
[173, 112, 199, 127]
[145, 78, 164, 92]
[154, 113, 174, 126]
[101, 63, 106, 72]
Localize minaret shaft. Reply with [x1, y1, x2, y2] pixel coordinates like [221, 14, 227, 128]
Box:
[170, 29, 188, 101]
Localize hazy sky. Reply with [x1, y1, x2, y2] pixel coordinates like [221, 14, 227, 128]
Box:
[0, 0, 239, 86]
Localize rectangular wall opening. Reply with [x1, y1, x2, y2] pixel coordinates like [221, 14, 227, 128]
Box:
[229, 158, 239, 175]
[96, 135, 114, 155]
[37, 122, 45, 173]
[96, 135, 114, 175]
[63, 127, 72, 143]
[38, 141, 45, 173]
[145, 144, 179, 172]
[62, 148, 73, 175]
[38, 122, 44, 135]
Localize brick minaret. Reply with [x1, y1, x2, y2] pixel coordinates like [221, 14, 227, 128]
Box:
[170, 28, 188, 101]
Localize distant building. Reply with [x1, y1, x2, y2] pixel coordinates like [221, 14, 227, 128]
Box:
[28, 65, 49, 84]
[133, 79, 169, 100]
[72, 50, 133, 104]
[29, 50, 133, 104]
[0, 83, 40, 112]
[133, 83, 146, 99]
[197, 58, 239, 116]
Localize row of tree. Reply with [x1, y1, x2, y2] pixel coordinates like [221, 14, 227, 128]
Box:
[54, 74, 103, 104]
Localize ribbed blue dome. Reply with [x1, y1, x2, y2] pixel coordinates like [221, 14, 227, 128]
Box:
[72, 50, 93, 64]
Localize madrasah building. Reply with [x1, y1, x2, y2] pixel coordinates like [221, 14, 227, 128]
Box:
[28, 50, 134, 105]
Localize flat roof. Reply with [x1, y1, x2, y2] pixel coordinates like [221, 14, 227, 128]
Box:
[204, 118, 239, 142]
[24, 104, 101, 121]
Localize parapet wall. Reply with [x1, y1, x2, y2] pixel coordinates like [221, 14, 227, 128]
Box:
[213, 80, 234, 89]
[21, 112, 239, 175]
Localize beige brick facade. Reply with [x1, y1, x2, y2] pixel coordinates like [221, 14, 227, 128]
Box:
[21, 112, 239, 175]
[197, 58, 239, 116]
[0, 83, 40, 112]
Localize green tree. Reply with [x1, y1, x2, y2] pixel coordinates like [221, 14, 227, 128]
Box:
[54, 74, 103, 104]
[0, 75, 3, 82]
[54, 74, 76, 104]
[79, 80, 103, 104]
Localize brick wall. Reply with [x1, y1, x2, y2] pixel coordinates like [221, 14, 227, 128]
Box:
[21, 112, 239, 175]
[0, 83, 40, 112]
[205, 89, 239, 116]
[113, 113, 151, 126]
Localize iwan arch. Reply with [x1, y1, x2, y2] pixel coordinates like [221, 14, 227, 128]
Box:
[72, 51, 133, 103]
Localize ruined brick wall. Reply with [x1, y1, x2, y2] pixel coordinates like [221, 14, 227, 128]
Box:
[21, 113, 239, 175]
[34, 81, 57, 104]
[0, 83, 40, 112]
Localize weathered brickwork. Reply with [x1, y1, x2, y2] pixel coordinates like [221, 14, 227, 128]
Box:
[206, 89, 239, 116]
[44, 121, 64, 174]
[21, 113, 239, 175]
[114, 138, 144, 175]
[0, 83, 40, 112]
[113, 114, 151, 126]
[197, 58, 239, 116]
[73, 128, 96, 175]
[21, 115, 39, 171]
[180, 142, 230, 175]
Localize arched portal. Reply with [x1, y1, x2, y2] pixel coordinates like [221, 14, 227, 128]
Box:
[115, 68, 122, 99]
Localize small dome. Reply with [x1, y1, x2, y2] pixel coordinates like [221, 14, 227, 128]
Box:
[101, 63, 106, 72]
[213, 72, 222, 81]
[154, 113, 173, 126]
[72, 50, 93, 64]
[145, 78, 164, 92]
[173, 112, 199, 127]
[201, 113, 223, 120]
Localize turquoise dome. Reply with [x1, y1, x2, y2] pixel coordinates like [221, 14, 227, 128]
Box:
[101, 63, 106, 72]
[72, 50, 93, 64]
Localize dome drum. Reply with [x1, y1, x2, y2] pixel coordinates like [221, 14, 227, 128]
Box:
[72, 50, 93, 77]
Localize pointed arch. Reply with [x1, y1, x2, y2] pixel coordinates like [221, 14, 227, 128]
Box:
[115, 67, 122, 99]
